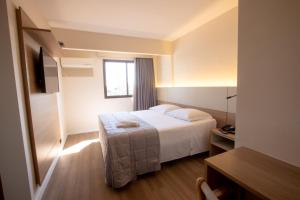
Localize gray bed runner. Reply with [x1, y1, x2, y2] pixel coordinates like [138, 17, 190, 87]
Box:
[98, 112, 161, 188]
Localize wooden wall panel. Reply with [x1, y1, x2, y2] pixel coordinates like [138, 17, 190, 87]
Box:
[157, 87, 237, 127]
[16, 8, 61, 185]
[157, 87, 237, 113]
[30, 94, 60, 182]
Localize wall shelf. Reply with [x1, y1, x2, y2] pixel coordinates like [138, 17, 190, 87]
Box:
[23, 27, 62, 57]
[210, 128, 235, 156]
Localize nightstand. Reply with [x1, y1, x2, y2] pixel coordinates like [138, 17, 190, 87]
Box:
[209, 128, 235, 156]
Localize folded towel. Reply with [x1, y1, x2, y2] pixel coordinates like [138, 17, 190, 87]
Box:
[116, 120, 139, 128]
[113, 112, 140, 128]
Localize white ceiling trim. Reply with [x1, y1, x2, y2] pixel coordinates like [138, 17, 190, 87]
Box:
[49, 20, 167, 40]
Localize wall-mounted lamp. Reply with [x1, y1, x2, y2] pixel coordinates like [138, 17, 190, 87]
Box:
[222, 94, 237, 133]
[227, 94, 237, 99]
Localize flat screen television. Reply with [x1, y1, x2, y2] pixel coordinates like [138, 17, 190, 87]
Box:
[38, 47, 59, 93]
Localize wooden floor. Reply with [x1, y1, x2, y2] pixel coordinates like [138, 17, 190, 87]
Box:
[43, 132, 208, 200]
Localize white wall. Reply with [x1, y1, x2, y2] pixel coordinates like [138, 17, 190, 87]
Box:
[236, 0, 300, 167]
[170, 7, 238, 87]
[3, 0, 66, 199]
[0, 0, 31, 199]
[62, 56, 137, 135]
[156, 55, 173, 87]
[155, 7, 238, 120]
[56, 58, 67, 142]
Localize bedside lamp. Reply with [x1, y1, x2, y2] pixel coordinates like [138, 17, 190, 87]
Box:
[222, 94, 237, 133]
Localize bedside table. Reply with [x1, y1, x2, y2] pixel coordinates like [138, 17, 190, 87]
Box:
[209, 128, 235, 156]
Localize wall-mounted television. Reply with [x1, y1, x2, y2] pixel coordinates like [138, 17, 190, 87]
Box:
[38, 47, 59, 93]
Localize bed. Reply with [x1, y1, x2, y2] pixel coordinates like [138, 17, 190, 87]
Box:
[132, 110, 216, 162]
[98, 108, 216, 188]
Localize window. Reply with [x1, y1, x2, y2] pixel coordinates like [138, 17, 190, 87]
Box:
[103, 59, 135, 98]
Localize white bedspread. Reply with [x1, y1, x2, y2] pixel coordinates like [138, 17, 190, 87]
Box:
[132, 110, 216, 163]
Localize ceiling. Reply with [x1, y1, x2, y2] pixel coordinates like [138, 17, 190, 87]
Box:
[35, 0, 237, 41]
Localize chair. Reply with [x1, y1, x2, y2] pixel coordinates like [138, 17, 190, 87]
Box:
[196, 177, 231, 200]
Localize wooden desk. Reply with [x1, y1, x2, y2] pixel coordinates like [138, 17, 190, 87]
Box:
[205, 147, 300, 200]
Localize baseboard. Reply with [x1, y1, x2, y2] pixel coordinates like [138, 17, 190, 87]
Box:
[35, 138, 66, 200]
[66, 129, 99, 136]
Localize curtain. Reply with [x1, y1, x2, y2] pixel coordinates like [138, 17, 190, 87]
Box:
[133, 58, 157, 110]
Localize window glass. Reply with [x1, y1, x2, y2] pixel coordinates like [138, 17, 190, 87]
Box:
[104, 60, 134, 98]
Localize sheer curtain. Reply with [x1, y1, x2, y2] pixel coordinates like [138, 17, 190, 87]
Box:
[133, 58, 157, 110]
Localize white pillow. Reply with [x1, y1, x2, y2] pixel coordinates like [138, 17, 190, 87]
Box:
[149, 104, 181, 114]
[166, 108, 212, 122]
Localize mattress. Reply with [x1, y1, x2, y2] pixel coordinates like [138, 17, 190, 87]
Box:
[132, 110, 216, 163]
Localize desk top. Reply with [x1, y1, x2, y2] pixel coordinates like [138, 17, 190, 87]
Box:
[205, 147, 300, 200]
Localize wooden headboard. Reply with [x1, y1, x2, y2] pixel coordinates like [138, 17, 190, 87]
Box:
[158, 100, 235, 128]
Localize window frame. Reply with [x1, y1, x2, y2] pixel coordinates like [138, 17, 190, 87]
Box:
[103, 59, 134, 99]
